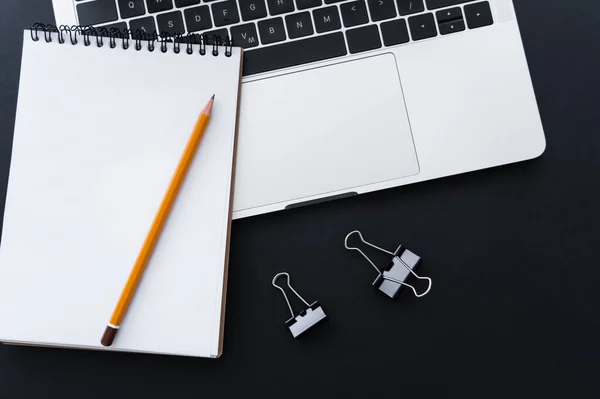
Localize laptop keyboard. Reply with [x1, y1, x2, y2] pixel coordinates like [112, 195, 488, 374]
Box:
[75, 0, 494, 75]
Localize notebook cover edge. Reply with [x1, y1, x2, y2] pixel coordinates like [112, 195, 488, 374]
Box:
[215, 48, 244, 358]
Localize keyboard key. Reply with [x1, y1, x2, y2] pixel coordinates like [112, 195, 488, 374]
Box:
[324, 0, 346, 3]
[313, 6, 341, 33]
[408, 12, 437, 40]
[212, 1, 241, 26]
[77, 0, 118, 26]
[425, 0, 474, 10]
[438, 19, 464, 34]
[258, 17, 286, 44]
[97, 22, 128, 36]
[436, 6, 462, 23]
[296, 0, 322, 10]
[118, 0, 145, 19]
[184, 6, 212, 32]
[341, 1, 368, 28]
[146, 0, 174, 13]
[203, 28, 229, 44]
[285, 12, 314, 39]
[243, 32, 347, 75]
[267, 0, 295, 15]
[231, 23, 260, 48]
[464, 1, 493, 29]
[380, 18, 409, 46]
[239, 0, 268, 21]
[175, 0, 200, 6]
[157, 11, 185, 35]
[175, 33, 201, 42]
[396, 0, 424, 16]
[346, 24, 381, 53]
[129, 16, 157, 35]
[368, 0, 396, 22]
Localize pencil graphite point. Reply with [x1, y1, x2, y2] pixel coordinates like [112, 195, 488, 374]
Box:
[203, 95, 214, 116]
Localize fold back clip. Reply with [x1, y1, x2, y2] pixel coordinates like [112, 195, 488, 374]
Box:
[344, 230, 432, 299]
[272, 272, 327, 338]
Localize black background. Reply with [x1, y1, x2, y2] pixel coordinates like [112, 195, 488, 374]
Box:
[1, 0, 599, 397]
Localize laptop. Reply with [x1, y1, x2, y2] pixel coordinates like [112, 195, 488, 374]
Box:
[52, 0, 546, 219]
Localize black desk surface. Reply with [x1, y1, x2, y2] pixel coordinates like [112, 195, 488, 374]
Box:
[1, 0, 599, 397]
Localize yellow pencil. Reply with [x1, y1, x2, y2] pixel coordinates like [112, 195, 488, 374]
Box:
[101, 95, 215, 347]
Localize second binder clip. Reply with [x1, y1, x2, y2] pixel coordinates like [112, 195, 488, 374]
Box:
[344, 230, 432, 299]
[272, 272, 327, 338]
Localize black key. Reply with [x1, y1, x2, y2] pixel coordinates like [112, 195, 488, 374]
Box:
[296, 0, 322, 10]
[258, 17, 286, 44]
[243, 32, 347, 75]
[212, 1, 241, 26]
[380, 18, 409, 46]
[239, 0, 268, 21]
[324, 0, 346, 3]
[346, 24, 381, 53]
[231, 23, 260, 48]
[77, 0, 118, 26]
[96, 22, 128, 37]
[129, 16, 157, 35]
[408, 13, 437, 40]
[118, 0, 145, 19]
[175, 32, 201, 42]
[175, 0, 200, 6]
[203, 28, 229, 44]
[425, 0, 474, 10]
[184, 6, 212, 32]
[341, 1, 368, 28]
[146, 0, 174, 13]
[464, 1, 493, 29]
[313, 6, 341, 33]
[157, 11, 185, 35]
[436, 6, 462, 23]
[396, 0, 424, 16]
[285, 12, 314, 39]
[438, 19, 464, 34]
[368, 0, 396, 22]
[267, 0, 295, 15]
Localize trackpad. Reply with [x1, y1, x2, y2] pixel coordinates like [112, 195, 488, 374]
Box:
[233, 54, 419, 211]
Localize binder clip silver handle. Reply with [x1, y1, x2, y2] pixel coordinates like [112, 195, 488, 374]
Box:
[382, 273, 432, 298]
[344, 230, 432, 298]
[272, 272, 310, 318]
[272, 272, 327, 338]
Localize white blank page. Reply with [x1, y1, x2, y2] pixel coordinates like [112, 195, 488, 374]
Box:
[0, 31, 242, 357]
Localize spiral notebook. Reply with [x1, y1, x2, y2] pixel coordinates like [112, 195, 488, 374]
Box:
[0, 27, 243, 357]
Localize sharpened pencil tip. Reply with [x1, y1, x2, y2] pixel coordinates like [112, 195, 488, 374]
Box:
[202, 95, 214, 116]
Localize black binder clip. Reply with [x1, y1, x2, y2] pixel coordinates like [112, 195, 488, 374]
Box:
[272, 272, 327, 338]
[344, 230, 432, 299]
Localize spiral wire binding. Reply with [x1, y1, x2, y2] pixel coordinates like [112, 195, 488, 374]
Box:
[29, 23, 234, 57]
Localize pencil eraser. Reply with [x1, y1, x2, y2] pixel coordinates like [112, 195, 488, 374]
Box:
[101, 326, 118, 347]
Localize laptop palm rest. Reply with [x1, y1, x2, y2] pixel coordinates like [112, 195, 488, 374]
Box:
[233, 53, 419, 212]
